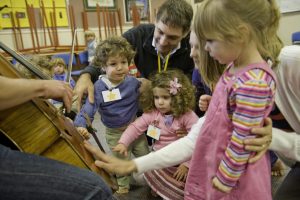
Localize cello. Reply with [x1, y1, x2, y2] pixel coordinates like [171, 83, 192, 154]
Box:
[0, 42, 117, 190]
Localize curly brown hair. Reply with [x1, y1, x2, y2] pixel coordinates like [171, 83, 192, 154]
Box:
[15, 55, 52, 79]
[140, 69, 195, 118]
[92, 36, 135, 68]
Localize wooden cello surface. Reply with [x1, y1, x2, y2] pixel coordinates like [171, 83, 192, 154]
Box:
[0, 48, 117, 190]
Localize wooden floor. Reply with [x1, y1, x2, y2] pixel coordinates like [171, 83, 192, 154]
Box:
[91, 113, 289, 199]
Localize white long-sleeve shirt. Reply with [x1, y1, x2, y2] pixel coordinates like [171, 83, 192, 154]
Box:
[135, 118, 300, 173]
[134, 116, 205, 173]
[270, 45, 300, 166]
[270, 128, 300, 166]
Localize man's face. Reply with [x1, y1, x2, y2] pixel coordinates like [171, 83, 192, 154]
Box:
[154, 20, 185, 56]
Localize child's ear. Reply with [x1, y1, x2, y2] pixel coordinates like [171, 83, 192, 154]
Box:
[237, 24, 250, 43]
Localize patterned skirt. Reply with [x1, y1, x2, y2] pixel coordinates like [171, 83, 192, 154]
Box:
[144, 166, 185, 200]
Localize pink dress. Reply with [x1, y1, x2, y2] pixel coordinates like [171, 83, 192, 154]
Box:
[185, 63, 275, 200]
[119, 110, 198, 200]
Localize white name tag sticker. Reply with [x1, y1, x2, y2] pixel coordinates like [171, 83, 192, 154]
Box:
[102, 89, 121, 102]
[146, 125, 161, 140]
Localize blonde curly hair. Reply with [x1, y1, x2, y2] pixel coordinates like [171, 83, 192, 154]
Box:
[140, 69, 195, 118]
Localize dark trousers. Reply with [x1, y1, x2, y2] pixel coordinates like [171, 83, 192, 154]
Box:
[0, 144, 114, 200]
[274, 163, 300, 200]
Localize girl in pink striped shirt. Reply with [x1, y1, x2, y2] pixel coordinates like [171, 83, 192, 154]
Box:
[185, 0, 282, 200]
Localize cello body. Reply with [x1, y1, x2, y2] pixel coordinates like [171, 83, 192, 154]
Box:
[0, 48, 117, 190]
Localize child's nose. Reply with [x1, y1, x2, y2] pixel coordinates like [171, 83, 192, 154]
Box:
[204, 43, 210, 52]
[158, 98, 164, 104]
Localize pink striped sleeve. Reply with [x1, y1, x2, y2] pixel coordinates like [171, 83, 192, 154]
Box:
[216, 69, 275, 188]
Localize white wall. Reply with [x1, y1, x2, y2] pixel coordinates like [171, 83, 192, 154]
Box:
[278, 12, 300, 45]
[1, 6, 299, 51]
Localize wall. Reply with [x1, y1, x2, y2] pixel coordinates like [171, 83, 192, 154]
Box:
[278, 12, 300, 45]
[0, 0, 299, 51]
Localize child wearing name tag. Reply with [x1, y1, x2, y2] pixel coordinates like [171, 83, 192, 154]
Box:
[113, 69, 199, 199]
[73, 36, 150, 194]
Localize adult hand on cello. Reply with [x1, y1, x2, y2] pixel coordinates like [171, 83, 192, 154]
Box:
[42, 80, 73, 113]
[0, 76, 73, 112]
[84, 141, 137, 176]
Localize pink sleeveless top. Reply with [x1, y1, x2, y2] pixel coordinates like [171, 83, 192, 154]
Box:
[185, 63, 275, 200]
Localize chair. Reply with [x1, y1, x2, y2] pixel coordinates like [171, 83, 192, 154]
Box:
[77, 51, 89, 65]
[52, 53, 76, 66]
[292, 31, 300, 44]
[71, 70, 82, 76]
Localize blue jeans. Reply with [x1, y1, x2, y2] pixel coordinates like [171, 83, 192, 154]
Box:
[0, 144, 114, 200]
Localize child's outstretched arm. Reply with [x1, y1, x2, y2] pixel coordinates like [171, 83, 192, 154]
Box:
[113, 143, 128, 157]
[84, 141, 137, 175]
[118, 113, 152, 148]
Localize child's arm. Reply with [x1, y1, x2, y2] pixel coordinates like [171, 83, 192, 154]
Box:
[73, 100, 97, 128]
[214, 78, 275, 192]
[118, 112, 152, 147]
[73, 82, 100, 128]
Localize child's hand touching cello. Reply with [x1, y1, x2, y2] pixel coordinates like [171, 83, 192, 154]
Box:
[199, 94, 212, 112]
[113, 143, 128, 157]
[84, 141, 137, 176]
[76, 127, 91, 140]
[212, 177, 232, 193]
[173, 164, 188, 181]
